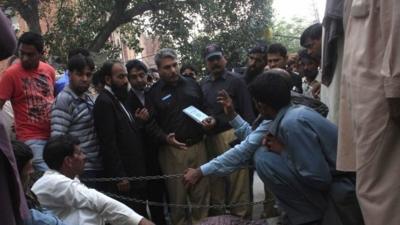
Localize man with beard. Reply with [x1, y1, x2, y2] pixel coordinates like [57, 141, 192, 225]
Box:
[51, 53, 103, 189]
[54, 48, 91, 96]
[243, 45, 268, 85]
[240, 44, 269, 116]
[299, 50, 321, 100]
[200, 44, 254, 218]
[0, 32, 56, 171]
[267, 43, 303, 94]
[93, 60, 148, 218]
[125, 59, 167, 225]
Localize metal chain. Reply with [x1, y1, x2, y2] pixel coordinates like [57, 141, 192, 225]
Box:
[81, 173, 184, 182]
[104, 192, 271, 209]
[81, 166, 255, 182]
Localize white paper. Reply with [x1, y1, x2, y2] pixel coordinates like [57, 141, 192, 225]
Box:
[183, 105, 209, 123]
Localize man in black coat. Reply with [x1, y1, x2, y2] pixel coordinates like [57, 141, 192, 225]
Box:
[93, 60, 147, 217]
[125, 59, 167, 225]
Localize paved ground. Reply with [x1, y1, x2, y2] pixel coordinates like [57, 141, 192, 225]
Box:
[253, 172, 279, 225]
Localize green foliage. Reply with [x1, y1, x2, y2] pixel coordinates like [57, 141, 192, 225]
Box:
[164, 0, 274, 76]
[43, 0, 274, 72]
[44, 0, 128, 63]
[5, 0, 274, 73]
[269, 17, 308, 53]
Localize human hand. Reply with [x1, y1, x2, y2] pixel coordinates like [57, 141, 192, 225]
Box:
[183, 168, 203, 188]
[201, 117, 216, 131]
[217, 89, 237, 120]
[312, 83, 321, 100]
[134, 108, 150, 122]
[138, 218, 155, 225]
[116, 179, 130, 192]
[263, 133, 285, 154]
[166, 133, 187, 150]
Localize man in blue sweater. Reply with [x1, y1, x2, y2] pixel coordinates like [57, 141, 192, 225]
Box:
[184, 70, 363, 225]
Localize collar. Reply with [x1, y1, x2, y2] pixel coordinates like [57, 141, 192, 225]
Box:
[65, 85, 90, 101]
[160, 75, 185, 90]
[45, 169, 80, 182]
[206, 69, 228, 82]
[104, 85, 114, 95]
[131, 88, 145, 96]
[268, 104, 292, 136]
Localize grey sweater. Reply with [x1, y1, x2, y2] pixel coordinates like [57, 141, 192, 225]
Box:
[51, 86, 102, 171]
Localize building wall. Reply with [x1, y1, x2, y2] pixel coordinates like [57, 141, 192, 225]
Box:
[4, 4, 160, 69]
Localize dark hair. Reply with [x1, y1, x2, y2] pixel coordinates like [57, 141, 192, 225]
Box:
[149, 68, 158, 73]
[267, 43, 287, 57]
[67, 48, 90, 60]
[248, 71, 291, 111]
[98, 60, 121, 84]
[12, 140, 33, 173]
[300, 23, 322, 47]
[248, 44, 268, 55]
[67, 54, 95, 72]
[18, 32, 44, 53]
[298, 49, 319, 64]
[180, 64, 197, 75]
[43, 135, 80, 171]
[92, 70, 103, 86]
[126, 59, 148, 74]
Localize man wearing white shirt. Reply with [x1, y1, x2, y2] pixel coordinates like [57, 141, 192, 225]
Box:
[31, 135, 154, 225]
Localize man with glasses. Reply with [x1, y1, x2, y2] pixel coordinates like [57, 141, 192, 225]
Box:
[200, 44, 255, 218]
[51, 52, 103, 189]
[32, 135, 155, 225]
[0, 32, 56, 171]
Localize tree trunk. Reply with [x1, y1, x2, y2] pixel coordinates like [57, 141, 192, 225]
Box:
[88, 15, 122, 52]
[15, 0, 42, 34]
[88, 1, 156, 53]
[20, 11, 42, 34]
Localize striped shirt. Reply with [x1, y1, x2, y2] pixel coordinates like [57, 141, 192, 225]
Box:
[51, 86, 102, 171]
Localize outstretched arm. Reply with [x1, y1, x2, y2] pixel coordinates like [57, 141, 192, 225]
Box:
[183, 120, 271, 186]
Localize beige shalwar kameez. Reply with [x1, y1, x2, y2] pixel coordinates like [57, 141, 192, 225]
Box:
[337, 0, 400, 224]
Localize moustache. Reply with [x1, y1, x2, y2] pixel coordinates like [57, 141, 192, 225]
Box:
[211, 65, 222, 70]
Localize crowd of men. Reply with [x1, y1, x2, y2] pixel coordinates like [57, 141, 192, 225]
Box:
[2, 1, 399, 225]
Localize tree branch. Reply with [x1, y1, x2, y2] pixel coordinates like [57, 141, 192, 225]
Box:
[122, 1, 159, 23]
[89, 0, 161, 52]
